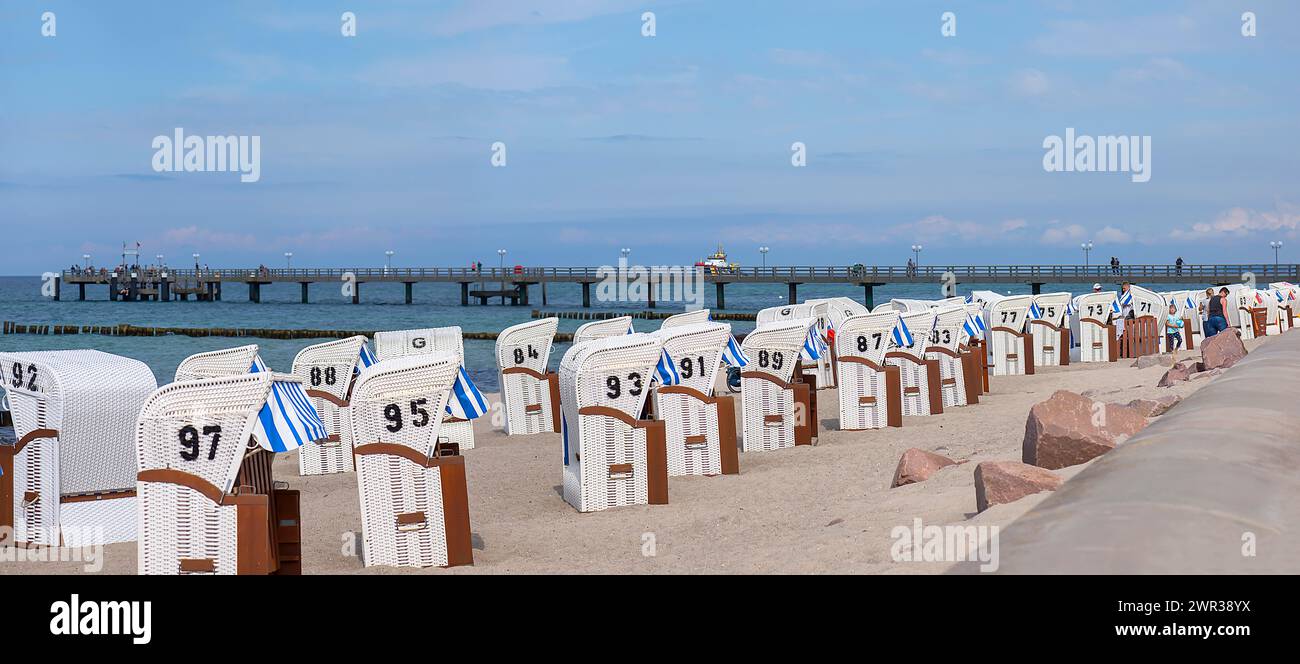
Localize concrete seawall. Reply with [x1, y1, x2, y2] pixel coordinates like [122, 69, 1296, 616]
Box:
[964, 330, 1300, 574]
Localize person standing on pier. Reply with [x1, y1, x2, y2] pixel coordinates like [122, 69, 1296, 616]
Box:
[1175, 256, 1184, 275]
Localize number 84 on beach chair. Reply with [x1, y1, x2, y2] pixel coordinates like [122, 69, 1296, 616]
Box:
[496, 318, 561, 436]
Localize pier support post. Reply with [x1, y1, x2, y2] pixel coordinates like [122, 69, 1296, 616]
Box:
[582, 282, 591, 308]
[248, 282, 260, 304]
[517, 284, 528, 306]
[863, 283, 874, 310]
[128, 274, 140, 302]
[715, 283, 726, 310]
[542, 282, 548, 306]
[52, 276, 61, 301]
[78, 283, 86, 301]
[352, 282, 361, 305]
[1031, 282, 1043, 295]
[160, 278, 170, 302]
[404, 282, 414, 305]
[214, 282, 223, 301]
[109, 274, 119, 301]
[787, 282, 798, 304]
[648, 276, 656, 309]
[301, 282, 310, 304]
[460, 282, 470, 306]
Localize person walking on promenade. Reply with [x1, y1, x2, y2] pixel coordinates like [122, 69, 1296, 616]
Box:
[1204, 287, 1230, 338]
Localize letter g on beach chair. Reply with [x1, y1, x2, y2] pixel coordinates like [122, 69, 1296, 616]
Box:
[651, 322, 739, 477]
[345, 354, 473, 568]
[559, 334, 668, 513]
[739, 320, 817, 451]
[0, 350, 156, 547]
[496, 318, 561, 436]
[834, 312, 904, 430]
[290, 336, 372, 476]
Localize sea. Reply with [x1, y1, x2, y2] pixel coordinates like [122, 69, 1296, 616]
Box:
[0, 276, 1214, 392]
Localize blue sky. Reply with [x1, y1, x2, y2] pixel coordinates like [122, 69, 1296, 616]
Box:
[1, 0, 1298, 273]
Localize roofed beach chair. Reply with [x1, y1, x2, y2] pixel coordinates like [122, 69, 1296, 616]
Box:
[572, 316, 634, 345]
[374, 327, 487, 450]
[925, 305, 980, 409]
[1223, 284, 1264, 340]
[495, 318, 560, 436]
[559, 334, 668, 513]
[345, 354, 473, 568]
[1028, 292, 1073, 367]
[1071, 292, 1119, 363]
[833, 311, 903, 430]
[290, 336, 374, 476]
[979, 293, 1035, 376]
[1116, 285, 1163, 358]
[650, 322, 739, 477]
[174, 344, 262, 382]
[960, 300, 990, 394]
[739, 320, 818, 451]
[136, 371, 326, 574]
[0, 350, 156, 547]
[660, 308, 711, 330]
[885, 309, 944, 416]
[757, 302, 834, 388]
[1269, 282, 1300, 328]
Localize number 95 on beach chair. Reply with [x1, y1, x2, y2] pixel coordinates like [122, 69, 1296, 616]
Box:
[374, 327, 487, 450]
[559, 334, 668, 513]
[136, 371, 325, 575]
[833, 312, 904, 430]
[496, 318, 561, 436]
[651, 322, 739, 477]
[1, 350, 156, 547]
[291, 336, 375, 476]
[739, 320, 818, 451]
[345, 354, 473, 568]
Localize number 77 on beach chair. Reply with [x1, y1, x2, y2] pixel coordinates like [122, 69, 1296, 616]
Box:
[345, 354, 474, 568]
[833, 312, 904, 430]
[496, 318, 561, 436]
[559, 334, 668, 513]
[739, 320, 818, 451]
[290, 336, 375, 476]
[136, 371, 326, 574]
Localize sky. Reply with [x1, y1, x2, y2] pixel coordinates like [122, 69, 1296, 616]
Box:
[1, 0, 1298, 274]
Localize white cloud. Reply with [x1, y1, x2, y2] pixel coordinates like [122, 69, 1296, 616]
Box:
[1040, 222, 1088, 245]
[1170, 203, 1300, 239]
[1010, 69, 1050, 97]
[1095, 225, 1133, 244]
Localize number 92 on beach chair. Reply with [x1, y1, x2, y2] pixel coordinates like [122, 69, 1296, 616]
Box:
[496, 318, 561, 436]
[559, 333, 668, 513]
[290, 336, 375, 476]
[651, 321, 739, 477]
[739, 320, 819, 451]
[135, 371, 325, 574]
[0, 350, 157, 547]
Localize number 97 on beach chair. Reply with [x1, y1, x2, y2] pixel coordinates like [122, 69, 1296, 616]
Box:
[496, 318, 561, 436]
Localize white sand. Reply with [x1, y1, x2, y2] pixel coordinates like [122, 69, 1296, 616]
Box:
[4, 342, 1252, 575]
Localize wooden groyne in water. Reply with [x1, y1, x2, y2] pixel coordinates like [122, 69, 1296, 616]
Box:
[529, 309, 757, 321]
[0, 321, 570, 342]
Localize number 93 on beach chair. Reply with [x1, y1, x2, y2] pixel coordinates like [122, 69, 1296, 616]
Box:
[0, 350, 157, 547]
[559, 333, 668, 513]
[739, 320, 819, 451]
[374, 327, 488, 450]
[650, 321, 740, 477]
[345, 354, 474, 568]
[496, 318, 561, 436]
[135, 370, 326, 575]
[290, 336, 376, 476]
[833, 312, 904, 430]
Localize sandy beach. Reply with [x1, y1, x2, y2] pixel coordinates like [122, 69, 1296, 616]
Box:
[5, 335, 1269, 576]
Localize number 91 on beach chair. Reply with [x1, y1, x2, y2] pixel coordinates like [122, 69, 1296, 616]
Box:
[496, 318, 561, 436]
[651, 322, 739, 477]
[135, 371, 325, 575]
[559, 334, 668, 513]
[1, 350, 156, 547]
[739, 320, 819, 451]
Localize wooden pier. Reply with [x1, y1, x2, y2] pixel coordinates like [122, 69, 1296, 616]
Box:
[55, 264, 1299, 310]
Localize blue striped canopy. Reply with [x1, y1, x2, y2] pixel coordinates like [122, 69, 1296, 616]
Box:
[246, 355, 327, 453]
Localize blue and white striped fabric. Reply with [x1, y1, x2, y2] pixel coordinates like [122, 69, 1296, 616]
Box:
[801, 325, 826, 361]
[1028, 302, 1043, 320]
[1185, 295, 1196, 310]
[1275, 290, 1286, 303]
[446, 366, 489, 420]
[654, 348, 682, 386]
[249, 355, 268, 373]
[245, 355, 327, 452]
[963, 312, 986, 340]
[357, 343, 377, 371]
[964, 293, 974, 304]
[1112, 290, 1132, 314]
[1065, 300, 1076, 318]
[721, 336, 750, 367]
[892, 317, 915, 348]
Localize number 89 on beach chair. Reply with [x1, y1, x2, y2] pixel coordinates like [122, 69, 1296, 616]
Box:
[739, 320, 818, 451]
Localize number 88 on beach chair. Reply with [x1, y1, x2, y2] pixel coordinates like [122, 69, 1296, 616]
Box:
[0, 350, 156, 547]
[651, 322, 739, 477]
[345, 354, 474, 568]
[739, 320, 817, 451]
[374, 327, 487, 450]
[136, 371, 325, 574]
[496, 318, 561, 436]
[834, 312, 904, 430]
[559, 334, 668, 513]
[290, 336, 375, 476]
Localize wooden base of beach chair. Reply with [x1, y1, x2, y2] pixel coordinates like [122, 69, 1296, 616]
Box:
[885, 352, 944, 416]
[1118, 316, 1159, 358]
[656, 387, 739, 476]
[1182, 317, 1196, 350]
[0, 443, 12, 539]
[565, 408, 668, 510]
[833, 358, 903, 430]
[988, 327, 1035, 376]
[1249, 308, 1268, 337]
[354, 442, 474, 567]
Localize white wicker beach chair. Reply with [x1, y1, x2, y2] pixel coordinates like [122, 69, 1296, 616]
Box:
[757, 302, 834, 387]
[136, 372, 321, 575]
[885, 309, 945, 416]
[980, 293, 1034, 376]
[496, 318, 560, 436]
[660, 308, 711, 330]
[0, 350, 156, 547]
[833, 311, 903, 430]
[651, 322, 738, 477]
[290, 336, 370, 476]
[739, 320, 817, 451]
[174, 345, 261, 382]
[1220, 284, 1261, 339]
[1029, 292, 1073, 367]
[374, 327, 480, 450]
[925, 305, 979, 409]
[572, 316, 634, 345]
[345, 354, 473, 568]
[559, 334, 668, 513]
[1269, 282, 1300, 328]
[818, 297, 869, 332]
[1071, 292, 1119, 363]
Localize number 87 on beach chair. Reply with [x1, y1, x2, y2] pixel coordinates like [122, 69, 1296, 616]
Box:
[345, 354, 474, 568]
[496, 318, 561, 436]
[290, 336, 375, 476]
[651, 322, 740, 477]
[559, 334, 668, 513]
[739, 320, 818, 451]
[136, 371, 326, 574]
[834, 312, 904, 430]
